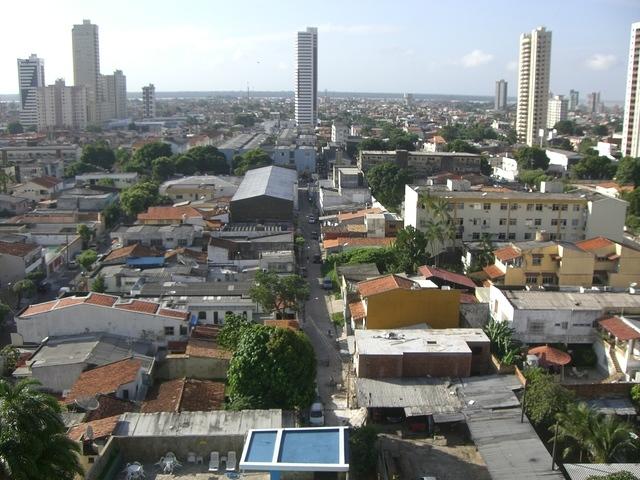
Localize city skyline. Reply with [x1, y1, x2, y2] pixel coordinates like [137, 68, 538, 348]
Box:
[0, 0, 637, 99]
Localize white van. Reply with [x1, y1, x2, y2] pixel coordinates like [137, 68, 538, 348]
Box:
[309, 401, 324, 426]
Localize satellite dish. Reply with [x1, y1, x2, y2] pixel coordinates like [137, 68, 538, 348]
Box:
[84, 425, 94, 441]
[75, 395, 100, 411]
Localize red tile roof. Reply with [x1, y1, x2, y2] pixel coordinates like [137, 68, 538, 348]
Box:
[528, 345, 572, 367]
[85, 394, 135, 422]
[349, 301, 366, 320]
[0, 240, 40, 257]
[138, 206, 203, 222]
[115, 300, 159, 314]
[483, 265, 505, 280]
[29, 175, 62, 189]
[158, 308, 189, 320]
[141, 378, 224, 413]
[494, 245, 521, 262]
[337, 208, 382, 223]
[418, 265, 476, 290]
[20, 300, 57, 317]
[84, 293, 118, 307]
[66, 358, 142, 403]
[103, 244, 163, 263]
[599, 316, 640, 341]
[575, 237, 614, 252]
[323, 237, 395, 250]
[67, 415, 120, 442]
[186, 338, 232, 359]
[357, 274, 417, 297]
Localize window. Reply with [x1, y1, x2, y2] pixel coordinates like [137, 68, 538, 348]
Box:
[180, 325, 188, 335]
[164, 326, 175, 336]
[551, 219, 559, 226]
[508, 233, 516, 240]
[561, 321, 569, 330]
[455, 231, 463, 239]
[213, 311, 219, 324]
[552, 204, 560, 211]
[560, 219, 567, 227]
[573, 204, 581, 212]
[500, 203, 508, 210]
[509, 218, 517, 226]
[561, 204, 568, 211]
[536, 204, 543, 211]
[122, 389, 129, 400]
[510, 203, 518, 210]
[498, 233, 506, 240]
[499, 218, 507, 225]
[150, 239, 162, 247]
[531, 254, 543, 266]
[198, 311, 207, 320]
[457, 218, 464, 225]
[526, 203, 534, 211]
[549, 233, 557, 240]
[178, 239, 188, 247]
[542, 274, 556, 284]
[526, 274, 538, 284]
[534, 219, 542, 226]
[472, 232, 480, 240]
[483, 203, 491, 210]
[176, 194, 183, 199]
[524, 233, 532, 240]
[528, 320, 545, 334]
[572, 218, 579, 226]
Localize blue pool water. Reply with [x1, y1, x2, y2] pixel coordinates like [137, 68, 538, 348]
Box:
[278, 429, 340, 464]
[246, 430, 278, 463]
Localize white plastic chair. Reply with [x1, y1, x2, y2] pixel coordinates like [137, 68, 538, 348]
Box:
[208, 451, 219, 472]
[226, 451, 237, 471]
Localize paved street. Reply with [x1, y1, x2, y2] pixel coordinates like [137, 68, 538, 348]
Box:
[297, 187, 348, 420]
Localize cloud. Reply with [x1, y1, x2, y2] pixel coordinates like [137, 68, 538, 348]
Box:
[506, 60, 518, 71]
[585, 53, 616, 70]
[317, 23, 398, 34]
[459, 49, 494, 68]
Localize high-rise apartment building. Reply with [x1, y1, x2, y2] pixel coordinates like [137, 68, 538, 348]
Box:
[100, 70, 127, 120]
[142, 84, 156, 118]
[516, 27, 552, 146]
[622, 22, 640, 157]
[17, 54, 45, 128]
[295, 27, 318, 127]
[569, 89, 580, 111]
[72, 19, 100, 124]
[587, 92, 602, 114]
[495, 79, 508, 110]
[547, 95, 568, 129]
[36, 79, 87, 131]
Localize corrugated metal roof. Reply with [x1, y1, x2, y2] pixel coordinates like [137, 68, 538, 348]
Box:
[231, 166, 297, 203]
[564, 464, 640, 480]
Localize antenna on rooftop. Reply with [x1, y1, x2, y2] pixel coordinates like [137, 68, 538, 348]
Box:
[75, 395, 99, 412]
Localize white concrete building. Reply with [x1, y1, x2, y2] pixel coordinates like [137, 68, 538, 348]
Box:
[72, 19, 101, 124]
[516, 27, 552, 146]
[492, 156, 519, 182]
[495, 79, 507, 111]
[142, 84, 156, 118]
[16, 292, 190, 346]
[331, 122, 349, 146]
[545, 148, 583, 173]
[36, 79, 87, 131]
[76, 172, 139, 189]
[17, 54, 45, 128]
[622, 21, 640, 157]
[547, 95, 568, 129]
[156, 295, 258, 325]
[404, 184, 628, 243]
[294, 27, 318, 126]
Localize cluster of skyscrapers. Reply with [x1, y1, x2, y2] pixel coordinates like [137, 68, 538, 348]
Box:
[17, 19, 127, 131]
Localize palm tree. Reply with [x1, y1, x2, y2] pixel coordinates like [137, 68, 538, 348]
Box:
[424, 220, 443, 264]
[0, 379, 82, 480]
[553, 402, 593, 462]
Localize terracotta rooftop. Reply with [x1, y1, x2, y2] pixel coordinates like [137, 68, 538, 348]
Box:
[66, 358, 143, 403]
[349, 301, 366, 320]
[103, 244, 163, 263]
[29, 175, 62, 188]
[323, 237, 395, 249]
[357, 274, 417, 297]
[67, 415, 120, 442]
[264, 319, 301, 331]
[575, 237, 615, 252]
[337, 208, 382, 223]
[186, 338, 232, 359]
[494, 245, 522, 262]
[141, 378, 225, 413]
[460, 293, 479, 304]
[137, 205, 204, 222]
[19, 292, 188, 321]
[599, 316, 640, 341]
[483, 264, 505, 280]
[85, 394, 136, 422]
[0, 240, 40, 257]
[418, 265, 476, 290]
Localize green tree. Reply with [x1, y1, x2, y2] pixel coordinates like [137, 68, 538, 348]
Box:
[444, 139, 480, 154]
[437, 125, 460, 142]
[357, 137, 387, 151]
[91, 275, 106, 293]
[96, 177, 115, 187]
[232, 148, 272, 175]
[233, 113, 257, 127]
[571, 155, 617, 180]
[0, 169, 15, 194]
[76, 249, 97, 271]
[174, 154, 198, 175]
[514, 146, 550, 170]
[0, 379, 82, 479]
[365, 162, 411, 210]
[7, 122, 23, 134]
[227, 325, 316, 410]
[64, 161, 98, 178]
[480, 156, 492, 176]
[76, 224, 92, 247]
[0, 302, 11, 329]
[616, 156, 640, 187]
[119, 181, 161, 218]
[249, 271, 310, 318]
[592, 124, 609, 136]
[469, 233, 495, 272]
[124, 142, 172, 173]
[102, 202, 122, 229]
[151, 156, 175, 181]
[587, 472, 640, 480]
[548, 137, 574, 151]
[578, 138, 598, 155]
[553, 120, 583, 136]
[187, 145, 229, 174]
[80, 140, 116, 170]
[518, 169, 552, 188]
[524, 369, 574, 428]
[349, 425, 379, 480]
[393, 226, 428, 274]
[0, 345, 19, 375]
[12, 279, 35, 306]
[217, 313, 253, 351]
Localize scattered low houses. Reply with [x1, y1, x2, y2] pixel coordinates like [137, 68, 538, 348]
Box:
[56, 186, 118, 211]
[208, 223, 293, 266]
[12, 175, 64, 201]
[75, 172, 139, 189]
[136, 205, 207, 227]
[110, 224, 197, 249]
[0, 193, 31, 215]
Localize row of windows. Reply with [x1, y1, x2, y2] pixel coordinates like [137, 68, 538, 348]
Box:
[163, 325, 189, 336]
[471, 231, 566, 241]
[453, 202, 583, 212]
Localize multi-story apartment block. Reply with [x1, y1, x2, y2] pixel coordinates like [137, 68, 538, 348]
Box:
[36, 79, 87, 131]
[404, 184, 628, 243]
[295, 27, 318, 126]
[574, 236, 640, 288]
[358, 150, 481, 178]
[587, 92, 602, 114]
[547, 95, 568, 129]
[142, 84, 156, 118]
[495, 79, 508, 111]
[72, 19, 101, 124]
[17, 54, 45, 128]
[331, 122, 349, 146]
[0, 145, 81, 164]
[622, 21, 640, 157]
[569, 89, 580, 111]
[100, 70, 127, 120]
[516, 27, 552, 146]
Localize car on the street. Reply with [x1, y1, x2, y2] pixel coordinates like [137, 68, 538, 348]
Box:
[309, 401, 324, 426]
[321, 277, 333, 290]
[300, 266, 308, 277]
[68, 260, 79, 270]
[307, 215, 316, 224]
[311, 231, 319, 240]
[312, 254, 322, 264]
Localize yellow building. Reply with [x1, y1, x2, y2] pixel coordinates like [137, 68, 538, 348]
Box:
[575, 237, 640, 288]
[348, 274, 460, 330]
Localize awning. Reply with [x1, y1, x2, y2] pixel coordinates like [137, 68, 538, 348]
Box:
[599, 316, 640, 341]
[432, 412, 466, 423]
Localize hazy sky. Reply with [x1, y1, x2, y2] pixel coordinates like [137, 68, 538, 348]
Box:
[1, 0, 638, 99]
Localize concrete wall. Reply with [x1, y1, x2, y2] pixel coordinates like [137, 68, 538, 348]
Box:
[356, 352, 472, 378]
[155, 354, 229, 381]
[403, 185, 419, 229]
[115, 435, 245, 463]
[31, 362, 86, 393]
[586, 196, 628, 243]
[0, 254, 27, 286]
[460, 302, 490, 329]
[230, 195, 293, 223]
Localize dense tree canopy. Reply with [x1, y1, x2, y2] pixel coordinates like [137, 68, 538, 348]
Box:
[186, 145, 229, 174]
[233, 148, 272, 175]
[616, 156, 640, 187]
[358, 137, 387, 151]
[227, 325, 316, 410]
[393, 225, 428, 274]
[123, 142, 173, 173]
[548, 137, 574, 151]
[524, 368, 574, 428]
[553, 120, 583, 136]
[571, 155, 617, 180]
[444, 139, 480, 153]
[77, 249, 98, 271]
[514, 146, 550, 170]
[151, 156, 176, 181]
[518, 169, 553, 188]
[217, 313, 254, 351]
[64, 160, 102, 178]
[365, 162, 411, 210]
[7, 122, 23, 134]
[249, 271, 310, 318]
[349, 426, 379, 480]
[233, 113, 257, 127]
[119, 181, 163, 218]
[80, 140, 116, 170]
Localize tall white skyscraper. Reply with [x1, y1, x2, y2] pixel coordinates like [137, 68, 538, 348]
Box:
[623, 23, 640, 157]
[495, 79, 508, 110]
[295, 27, 318, 127]
[547, 95, 568, 129]
[516, 26, 552, 146]
[72, 19, 100, 124]
[36, 79, 87, 131]
[142, 84, 156, 118]
[17, 54, 45, 128]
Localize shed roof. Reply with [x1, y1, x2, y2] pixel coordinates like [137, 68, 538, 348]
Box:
[357, 274, 417, 297]
[599, 316, 640, 341]
[232, 165, 297, 203]
[418, 265, 476, 289]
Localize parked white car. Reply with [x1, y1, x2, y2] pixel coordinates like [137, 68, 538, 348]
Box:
[309, 401, 324, 426]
